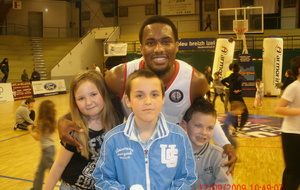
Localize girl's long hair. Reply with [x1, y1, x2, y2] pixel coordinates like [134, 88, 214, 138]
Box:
[37, 100, 56, 135]
[69, 70, 119, 159]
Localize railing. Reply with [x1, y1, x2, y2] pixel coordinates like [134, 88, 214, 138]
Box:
[0, 23, 94, 38]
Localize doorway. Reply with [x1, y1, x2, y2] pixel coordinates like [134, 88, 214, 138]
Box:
[28, 12, 43, 37]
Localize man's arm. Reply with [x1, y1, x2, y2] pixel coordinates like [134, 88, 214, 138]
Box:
[190, 69, 208, 101]
[104, 64, 126, 122]
[58, 112, 84, 149]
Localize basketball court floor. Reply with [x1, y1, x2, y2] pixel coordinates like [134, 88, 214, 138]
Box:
[0, 94, 286, 189]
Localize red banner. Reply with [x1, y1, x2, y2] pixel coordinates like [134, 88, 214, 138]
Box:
[11, 82, 33, 100]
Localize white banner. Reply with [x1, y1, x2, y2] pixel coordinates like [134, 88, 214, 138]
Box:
[212, 38, 235, 79]
[262, 37, 283, 96]
[31, 79, 67, 98]
[0, 83, 14, 103]
[104, 43, 127, 56]
[161, 0, 195, 16]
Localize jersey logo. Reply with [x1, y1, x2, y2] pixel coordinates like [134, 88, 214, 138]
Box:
[169, 89, 183, 103]
[160, 144, 178, 168]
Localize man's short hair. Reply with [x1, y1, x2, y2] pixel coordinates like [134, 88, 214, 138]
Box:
[25, 98, 35, 104]
[139, 15, 178, 44]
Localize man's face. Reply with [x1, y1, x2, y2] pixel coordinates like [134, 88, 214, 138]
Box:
[140, 23, 178, 76]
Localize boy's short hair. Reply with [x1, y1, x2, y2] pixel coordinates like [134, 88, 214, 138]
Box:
[183, 97, 216, 123]
[230, 101, 245, 111]
[125, 69, 165, 99]
[25, 98, 35, 104]
[232, 63, 240, 73]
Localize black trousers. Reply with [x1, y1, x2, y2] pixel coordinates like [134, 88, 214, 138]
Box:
[229, 94, 249, 129]
[281, 132, 300, 190]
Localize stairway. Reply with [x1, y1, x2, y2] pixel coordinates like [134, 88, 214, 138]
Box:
[31, 38, 47, 80]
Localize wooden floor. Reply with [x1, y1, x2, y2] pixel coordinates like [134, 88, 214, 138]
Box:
[0, 94, 289, 189]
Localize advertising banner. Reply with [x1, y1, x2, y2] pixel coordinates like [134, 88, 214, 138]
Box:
[31, 79, 67, 98]
[0, 83, 14, 102]
[238, 54, 256, 97]
[178, 38, 216, 50]
[262, 36, 283, 96]
[11, 82, 33, 100]
[104, 43, 127, 56]
[161, 0, 195, 15]
[212, 38, 235, 79]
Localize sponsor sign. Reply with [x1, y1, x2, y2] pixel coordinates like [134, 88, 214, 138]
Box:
[0, 83, 14, 102]
[31, 79, 67, 98]
[11, 82, 33, 100]
[239, 54, 256, 97]
[178, 38, 216, 50]
[162, 0, 195, 15]
[262, 37, 283, 96]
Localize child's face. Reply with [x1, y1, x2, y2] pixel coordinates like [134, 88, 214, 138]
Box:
[75, 81, 104, 119]
[182, 112, 216, 150]
[125, 77, 165, 126]
[214, 74, 219, 79]
[28, 102, 34, 109]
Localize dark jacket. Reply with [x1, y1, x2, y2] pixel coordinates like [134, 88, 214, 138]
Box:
[221, 72, 245, 96]
[281, 76, 295, 90]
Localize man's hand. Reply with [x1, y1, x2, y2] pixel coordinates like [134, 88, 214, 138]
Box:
[58, 114, 84, 150]
[221, 144, 237, 175]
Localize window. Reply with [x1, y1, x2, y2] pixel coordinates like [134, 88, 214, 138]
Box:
[119, 7, 128, 17]
[145, 4, 155, 15]
[284, 0, 296, 8]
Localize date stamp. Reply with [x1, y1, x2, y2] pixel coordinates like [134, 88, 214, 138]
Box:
[199, 184, 283, 190]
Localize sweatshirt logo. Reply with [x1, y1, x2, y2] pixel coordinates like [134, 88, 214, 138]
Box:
[116, 147, 134, 159]
[160, 144, 178, 168]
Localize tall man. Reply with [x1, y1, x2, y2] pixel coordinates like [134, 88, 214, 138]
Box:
[59, 15, 237, 173]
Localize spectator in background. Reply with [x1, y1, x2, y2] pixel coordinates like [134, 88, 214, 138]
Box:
[1, 58, 9, 83]
[279, 69, 295, 91]
[221, 63, 249, 133]
[92, 63, 101, 74]
[212, 71, 225, 111]
[21, 69, 29, 82]
[253, 78, 264, 109]
[30, 68, 41, 81]
[224, 63, 234, 112]
[204, 66, 213, 102]
[14, 98, 35, 130]
[204, 14, 212, 31]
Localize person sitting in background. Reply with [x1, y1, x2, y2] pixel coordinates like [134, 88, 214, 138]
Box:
[14, 98, 35, 130]
[30, 68, 41, 81]
[21, 69, 29, 82]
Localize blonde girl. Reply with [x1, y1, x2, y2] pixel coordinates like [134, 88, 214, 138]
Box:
[28, 100, 57, 190]
[44, 70, 118, 190]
